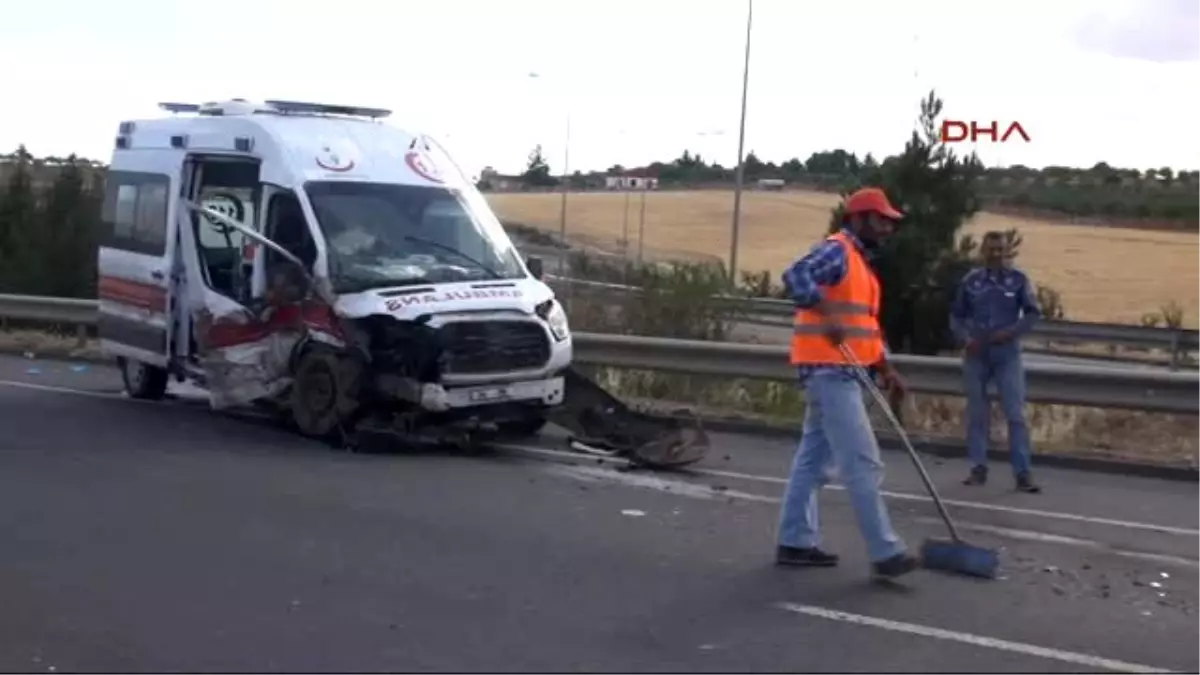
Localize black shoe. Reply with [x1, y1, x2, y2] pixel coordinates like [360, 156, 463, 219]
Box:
[776, 546, 840, 567]
[963, 466, 988, 486]
[1015, 473, 1042, 493]
[872, 552, 919, 578]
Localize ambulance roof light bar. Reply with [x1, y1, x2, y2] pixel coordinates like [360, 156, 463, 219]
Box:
[264, 99, 392, 119]
[158, 102, 202, 114]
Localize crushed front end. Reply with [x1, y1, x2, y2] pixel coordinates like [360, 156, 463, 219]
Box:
[345, 307, 569, 433]
[322, 298, 708, 469]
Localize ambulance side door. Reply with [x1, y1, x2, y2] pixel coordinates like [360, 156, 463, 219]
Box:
[96, 164, 178, 368]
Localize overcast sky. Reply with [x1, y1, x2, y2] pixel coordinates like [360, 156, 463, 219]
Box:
[1, 0, 1196, 178]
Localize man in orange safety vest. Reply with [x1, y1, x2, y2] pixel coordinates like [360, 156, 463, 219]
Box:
[776, 186, 918, 579]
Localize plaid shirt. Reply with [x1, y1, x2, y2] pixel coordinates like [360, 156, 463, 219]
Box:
[781, 228, 887, 384]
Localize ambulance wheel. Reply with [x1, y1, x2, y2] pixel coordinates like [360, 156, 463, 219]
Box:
[290, 348, 362, 440]
[118, 357, 169, 400]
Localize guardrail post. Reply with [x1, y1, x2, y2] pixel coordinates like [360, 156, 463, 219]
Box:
[75, 323, 88, 349]
[1169, 331, 1181, 371]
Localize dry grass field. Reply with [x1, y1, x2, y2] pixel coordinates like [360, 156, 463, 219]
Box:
[488, 190, 1199, 327]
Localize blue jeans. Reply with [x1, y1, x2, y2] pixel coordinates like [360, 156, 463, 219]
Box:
[963, 350, 1032, 476]
[777, 369, 906, 563]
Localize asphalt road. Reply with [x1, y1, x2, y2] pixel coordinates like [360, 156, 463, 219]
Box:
[0, 354, 1196, 673]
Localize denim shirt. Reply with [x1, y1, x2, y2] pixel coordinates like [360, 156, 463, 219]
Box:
[781, 228, 886, 384]
[949, 266, 1042, 360]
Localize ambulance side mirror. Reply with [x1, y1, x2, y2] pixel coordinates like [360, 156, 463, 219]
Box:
[526, 256, 544, 281]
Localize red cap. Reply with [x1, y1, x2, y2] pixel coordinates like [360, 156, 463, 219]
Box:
[844, 187, 904, 220]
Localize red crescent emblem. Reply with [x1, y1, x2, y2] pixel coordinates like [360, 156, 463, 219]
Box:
[316, 145, 355, 172]
[405, 150, 444, 183]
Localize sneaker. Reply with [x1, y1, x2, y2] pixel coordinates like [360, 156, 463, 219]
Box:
[776, 546, 840, 567]
[872, 552, 919, 578]
[1015, 473, 1042, 493]
[962, 465, 988, 486]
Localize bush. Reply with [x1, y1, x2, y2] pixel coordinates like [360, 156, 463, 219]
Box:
[556, 250, 742, 341]
[1036, 285, 1067, 320]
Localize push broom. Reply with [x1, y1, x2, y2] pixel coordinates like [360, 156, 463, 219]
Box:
[838, 344, 1000, 580]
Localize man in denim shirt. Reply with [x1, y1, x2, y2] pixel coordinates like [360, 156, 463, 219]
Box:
[950, 231, 1043, 493]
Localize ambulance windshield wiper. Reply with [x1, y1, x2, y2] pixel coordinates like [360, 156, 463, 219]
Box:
[402, 235, 503, 279]
[334, 277, 431, 294]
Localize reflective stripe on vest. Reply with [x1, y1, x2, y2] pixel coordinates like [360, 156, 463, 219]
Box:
[789, 232, 885, 366]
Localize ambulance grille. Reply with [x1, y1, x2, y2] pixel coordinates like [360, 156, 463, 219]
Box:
[438, 320, 551, 374]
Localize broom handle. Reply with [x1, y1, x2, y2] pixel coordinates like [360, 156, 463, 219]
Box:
[838, 344, 964, 543]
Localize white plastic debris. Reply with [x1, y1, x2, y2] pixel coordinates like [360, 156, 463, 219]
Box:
[1149, 581, 1163, 589]
[621, 509, 646, 517]
[419, 383, 452, 412]
[1160, 572, 1170, 579]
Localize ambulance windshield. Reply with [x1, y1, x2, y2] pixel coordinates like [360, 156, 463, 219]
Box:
[305, 181, 526, 293]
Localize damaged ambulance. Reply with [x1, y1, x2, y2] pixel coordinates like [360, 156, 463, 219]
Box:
[96, 98, 707, 467]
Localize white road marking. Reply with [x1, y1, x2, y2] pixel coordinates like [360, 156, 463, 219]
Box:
[2, 377, 1197, 540]
[494, 442, 1199, 538]
[0, 379, 132, 401]
[540, 461, 1200, 569]
[775, 603, 1175, 674]
[910, 517, 1200, 570]
[698, 465, 1200, 537]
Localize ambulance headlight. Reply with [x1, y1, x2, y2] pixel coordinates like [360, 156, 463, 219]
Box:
[536, 298, 570, 342]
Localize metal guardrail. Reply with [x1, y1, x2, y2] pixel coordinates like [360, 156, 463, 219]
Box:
[1, 293, 1196, 414]
[546, 274, 1200, 365]
[0, 293, 98, 324]
[571, 333, 1199, 414]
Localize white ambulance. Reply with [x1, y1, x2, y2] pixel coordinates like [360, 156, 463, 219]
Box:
[96, 98, 706, 465]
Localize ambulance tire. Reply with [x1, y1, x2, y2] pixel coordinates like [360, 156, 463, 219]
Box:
[118, 357, 169, 401]
[289, 347, 362, 441]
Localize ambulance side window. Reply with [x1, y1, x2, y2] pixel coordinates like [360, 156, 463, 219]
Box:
[102, 171, 170, 256]
[264, 192, 316, 269]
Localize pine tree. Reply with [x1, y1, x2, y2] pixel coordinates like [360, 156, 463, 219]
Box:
[521, 145, 557, 188]
[39, 155, 100, 297]
[831, 91, 986, 355]
[0, 145, 40, 294]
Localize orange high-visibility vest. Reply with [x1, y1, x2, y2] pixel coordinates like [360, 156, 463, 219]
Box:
[790, 231, 885, 366]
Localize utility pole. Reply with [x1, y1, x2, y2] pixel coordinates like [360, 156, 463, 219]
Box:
[637, 187, 647, 264]
[622, 188, 631, 258]
[529, 71, 573, 277]
[728, 0, 753, 286]
[558, 112, 571, 276]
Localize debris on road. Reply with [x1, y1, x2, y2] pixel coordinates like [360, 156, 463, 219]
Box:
[621, 509, 646, 517]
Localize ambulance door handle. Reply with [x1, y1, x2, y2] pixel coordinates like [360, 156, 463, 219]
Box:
[151, 270, 165, 281]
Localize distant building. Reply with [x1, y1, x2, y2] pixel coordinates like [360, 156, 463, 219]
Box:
[604, 167, 659, 191]
[478, 166, 523, 192]
[757, 178, 785, 191]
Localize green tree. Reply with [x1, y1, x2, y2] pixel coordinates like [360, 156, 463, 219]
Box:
[521, 145, 557, 188]
[0, 145, 40, 294]
[36, 155, 102, 297]
[832, 91, 985, 355]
